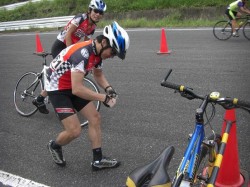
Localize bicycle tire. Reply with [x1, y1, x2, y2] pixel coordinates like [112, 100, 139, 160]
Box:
[14, 72, 42, 117]
[80, 77, 101, 127]
[194, 134, 222, 186]
[243, 21, 250, 40]
[213, 21, 232, 40]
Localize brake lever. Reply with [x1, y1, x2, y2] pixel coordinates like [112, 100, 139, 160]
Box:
[180, 92, 196, 100]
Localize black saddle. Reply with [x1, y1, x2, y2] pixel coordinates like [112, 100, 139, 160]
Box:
[126, 146, 175, 187]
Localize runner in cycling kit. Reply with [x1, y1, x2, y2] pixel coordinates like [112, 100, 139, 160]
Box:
[225, 0, 250, 37]
[46, 21, 130, 171]
[33, 0, 106, 114]
[46, 40, 102, 120]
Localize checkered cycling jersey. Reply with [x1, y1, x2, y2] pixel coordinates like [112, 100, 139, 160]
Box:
[46, 40, 102, 91]
[57, 13, 96, 44]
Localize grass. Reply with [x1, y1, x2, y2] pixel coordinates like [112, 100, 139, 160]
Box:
[0, 0, 229, 31]
[1, 0, 229, 21]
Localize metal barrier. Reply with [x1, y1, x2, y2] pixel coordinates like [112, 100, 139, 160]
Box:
[0, 16, 72, 31]
[0, 0, 46, 10]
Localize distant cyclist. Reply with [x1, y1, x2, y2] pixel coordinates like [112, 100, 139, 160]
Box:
[225, 0, 250, 37]
[32, 0, 106, 114]
[46, 21, 130, 170]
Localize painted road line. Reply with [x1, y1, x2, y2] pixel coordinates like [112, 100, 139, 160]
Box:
[0, 170, 50, 187]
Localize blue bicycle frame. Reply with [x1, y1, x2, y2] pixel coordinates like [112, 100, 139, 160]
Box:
[173, 95, 209, 186]
[175, 123, 205, 179]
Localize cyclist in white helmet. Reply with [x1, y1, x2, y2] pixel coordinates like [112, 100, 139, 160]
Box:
[33, 0, 107, 114]
[46, 21, 130, 170]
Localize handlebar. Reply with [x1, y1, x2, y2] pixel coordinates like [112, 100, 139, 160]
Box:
[161, 69, 250, 110]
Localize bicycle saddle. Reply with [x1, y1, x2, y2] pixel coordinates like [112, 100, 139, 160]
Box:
[126, 146, 175, 187]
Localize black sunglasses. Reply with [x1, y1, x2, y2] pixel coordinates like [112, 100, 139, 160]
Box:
[93, 9, 104, 15]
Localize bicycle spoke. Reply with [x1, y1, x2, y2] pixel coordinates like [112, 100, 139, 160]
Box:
[213, 21, 232, 40]
[14, 72, 41, 116]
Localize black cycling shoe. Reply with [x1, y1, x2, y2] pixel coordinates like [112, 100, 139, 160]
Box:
[91, 157, 120, 171]
[32, 98, 49, 114]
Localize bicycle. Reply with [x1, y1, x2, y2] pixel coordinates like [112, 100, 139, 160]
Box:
[213, 15, 250, 40]
[13, 51, 101, 127]
[126, 69, 250, 187]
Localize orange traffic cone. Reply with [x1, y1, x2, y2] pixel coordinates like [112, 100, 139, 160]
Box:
[35, 33, 44, 53]
[157, 28, 171, 55]
[215, 109, 244, 187]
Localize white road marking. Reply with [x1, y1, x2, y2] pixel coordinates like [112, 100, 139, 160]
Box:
[0, 170, 50, 187]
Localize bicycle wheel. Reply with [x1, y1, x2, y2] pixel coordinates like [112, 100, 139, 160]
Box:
[80, 76, 101, 127]
[243, 21, 250, 40]
[213, 21, 232, 40]
[14, 72, 42, 117]
[194, 134, 222, 186]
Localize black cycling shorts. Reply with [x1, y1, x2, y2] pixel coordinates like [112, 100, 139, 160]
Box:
[225, 9, 238, 20]
[48, 90, 90, 121]
[51, 39, 67, 59]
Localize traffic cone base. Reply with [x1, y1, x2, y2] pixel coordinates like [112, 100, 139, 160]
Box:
[157, 28, 171, 55]
[157, 50, 172, 55]
[215, 109, 244, 187]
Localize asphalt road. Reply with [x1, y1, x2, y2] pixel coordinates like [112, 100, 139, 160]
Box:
[0, 28, 250, 187]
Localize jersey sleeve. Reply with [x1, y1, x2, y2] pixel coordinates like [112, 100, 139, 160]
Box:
[70, 13, 84, 27]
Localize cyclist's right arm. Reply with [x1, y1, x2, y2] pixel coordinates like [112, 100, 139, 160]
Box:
[65, 23, 78, 47]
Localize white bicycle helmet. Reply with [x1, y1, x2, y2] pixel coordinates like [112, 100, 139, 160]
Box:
[103, 21, 130, 60]
[89, 0, 107, 12]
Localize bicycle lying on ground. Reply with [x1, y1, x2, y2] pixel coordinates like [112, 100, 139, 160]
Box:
[126, 69, 250, 187]
[14, 51, 101, 127]
[213, 15, 250, 40]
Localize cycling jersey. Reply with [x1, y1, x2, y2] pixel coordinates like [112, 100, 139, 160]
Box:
[227, 0, 245, 11]
[46, 40, 102, 91]
[57, 13, 96, 44]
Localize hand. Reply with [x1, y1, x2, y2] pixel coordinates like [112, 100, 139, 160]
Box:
[105, 86, 118, 99]
[103, 95, 117, 108]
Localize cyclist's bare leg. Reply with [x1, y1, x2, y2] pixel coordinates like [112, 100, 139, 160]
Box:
[79, 102, 102, 149]
[55, 114, 82, 145]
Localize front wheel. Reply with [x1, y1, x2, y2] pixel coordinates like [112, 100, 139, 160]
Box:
[14, 72, 42, 117]
[213, 20, 232, 40]
[243, 22, 250, 40]
[80, 77, 101, 127]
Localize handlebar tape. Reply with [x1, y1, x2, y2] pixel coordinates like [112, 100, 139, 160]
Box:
[161, 81, 184, 91]
[235, 99, 250, 108]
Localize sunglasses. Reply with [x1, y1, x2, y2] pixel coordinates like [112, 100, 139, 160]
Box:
[93, 9, 104, 15]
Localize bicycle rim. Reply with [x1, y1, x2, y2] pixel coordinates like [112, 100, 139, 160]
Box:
[213, 21, 232, 40]
[193, 134, 221, 186]
[243, 22, 250, 40]
[80, 77, 101, 127]
[14, 72, 41, 116]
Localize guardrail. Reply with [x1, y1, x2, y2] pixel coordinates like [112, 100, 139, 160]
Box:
[0, 0, 44, 10]
[0, 16, 72, 31]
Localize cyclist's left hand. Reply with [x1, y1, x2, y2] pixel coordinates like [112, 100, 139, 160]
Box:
[105, 86, 118, 99]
